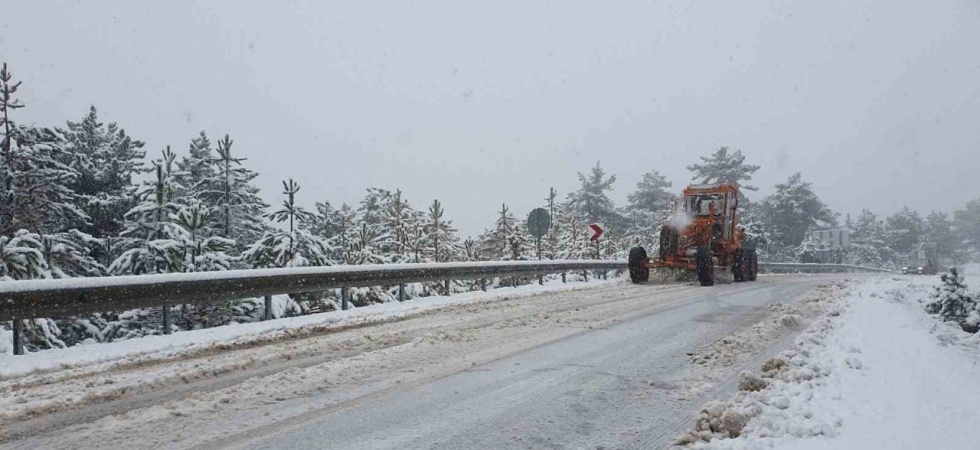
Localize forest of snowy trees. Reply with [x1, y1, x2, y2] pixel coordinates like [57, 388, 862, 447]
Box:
[3, 62, 979, 351]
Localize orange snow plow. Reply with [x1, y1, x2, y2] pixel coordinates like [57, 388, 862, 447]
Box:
[628, 183, 757, 286]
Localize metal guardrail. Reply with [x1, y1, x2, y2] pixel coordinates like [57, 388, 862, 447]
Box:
[0, 260, 892, 355]
[758, 262, 893, 274]
[0, 260, 626, 355]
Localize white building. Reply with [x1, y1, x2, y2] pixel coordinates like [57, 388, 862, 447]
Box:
[811, 228, 850, 249]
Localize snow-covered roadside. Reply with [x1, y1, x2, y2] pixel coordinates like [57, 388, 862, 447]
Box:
[0, 277, 621, 379]
[681, 275, 980, 449]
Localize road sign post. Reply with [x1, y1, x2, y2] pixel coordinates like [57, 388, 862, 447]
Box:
[528, 208, 552, 285]
[589, 223, 604, 278]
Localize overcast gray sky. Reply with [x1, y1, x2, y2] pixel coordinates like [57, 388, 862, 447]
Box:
[3, 0, 979, 236]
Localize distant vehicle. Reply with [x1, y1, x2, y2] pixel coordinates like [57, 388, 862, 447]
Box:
[628, 183, 757, 286]
[902, 259, 937, 275]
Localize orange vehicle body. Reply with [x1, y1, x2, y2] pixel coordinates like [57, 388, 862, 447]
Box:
[629, 182, 757, 286]
[649, 183, 743, 271]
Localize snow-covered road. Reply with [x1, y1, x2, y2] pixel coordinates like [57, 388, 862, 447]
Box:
[0, 275, 852, 449]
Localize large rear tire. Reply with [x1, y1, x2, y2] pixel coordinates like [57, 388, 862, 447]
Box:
[628, 246, 650, 284]
[746, 248, 758, 281]
[732, 249, 746, 282]
[696, 246, 715, 286]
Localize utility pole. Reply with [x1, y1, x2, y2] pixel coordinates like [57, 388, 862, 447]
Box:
[546, 188, 557, 230]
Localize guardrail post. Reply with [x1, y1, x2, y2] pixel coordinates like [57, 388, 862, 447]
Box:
[445, 279, 451, 296]
[342, 287, 350, 311]
[12, 319, 24, 355]
[538, 274, 544, 286]
[480, 278, 487, 291]
[398, 284, 406, 302]
[162, 305, 172, 334]
[264, 295, 273, 321]
[561, 272, 566, 283]
[583, 270, 588, 282]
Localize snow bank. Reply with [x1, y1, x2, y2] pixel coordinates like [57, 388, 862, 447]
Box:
[684, 276, 980, 449]
[0, 276, 620, 379]
[0, 327, 12, 355]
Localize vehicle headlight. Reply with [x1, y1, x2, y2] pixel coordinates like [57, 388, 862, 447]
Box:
[918, 267, 924, 271]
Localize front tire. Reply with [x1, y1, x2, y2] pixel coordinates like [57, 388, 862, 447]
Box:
[746, 249, 758, 281]
[696, 246, 715, 286]
[628, 246, 650, 284]
[732, 249, 747, 282]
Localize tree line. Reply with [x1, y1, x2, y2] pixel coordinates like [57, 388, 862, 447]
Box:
[2, 62, 978, 351]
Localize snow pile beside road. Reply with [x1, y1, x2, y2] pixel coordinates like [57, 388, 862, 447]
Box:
[681, 276, 980, 449]
[0, 277, 621, 379]
[680, 282, 845, 401]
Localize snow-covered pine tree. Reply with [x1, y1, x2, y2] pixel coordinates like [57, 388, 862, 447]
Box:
[565, 162, 624, 229]
[884, 207, 926, 259]
[758, 173, 837, 250]
[477, 203, 525, 260]
[424, 199, 460, 263]
[953, 199, 980, 258]
[176, 131, 215, 199]
[554, 201, 591, 260]
[1, 63, 86, 235]
[201, 135, 268, 257]
[794, 232, 827, 263]
[923, 211, 961, 265]
[0, 230, 45, 281]
[243, 179, 330, 268]
[687, 146, 760, 192]
[305, 200, 343, 241]
[383, 190, 422, 263]
[39, 229, 105, 278]
[171, 201, 236, 272]
[109, 148, 185, 275]
[925, 268, 978, 333]
[626, 169, 675, 247]
[334, 203, 361, 264]
[61, 106, 147, 243]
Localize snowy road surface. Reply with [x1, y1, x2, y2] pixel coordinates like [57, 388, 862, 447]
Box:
[1, 275, 852, 450]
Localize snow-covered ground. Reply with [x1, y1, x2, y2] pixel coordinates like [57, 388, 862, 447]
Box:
[683, 274, 980, 449]
[0, 276, 619, 379]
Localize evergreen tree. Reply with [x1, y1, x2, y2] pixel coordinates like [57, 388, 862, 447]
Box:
[759, 173, 837, 248]
[175, 131, 215, 199]
[925, 269, 978, 332]
[243, 179, 330, 268]
[201, 135, 268, 255]
[566, 162, 621, 225]
[1, 63, 85, 235]
[554, 202, 592, 260]
[795, 233, 828, 263]
[424, 199, 459, 262]
[953, 199, 980, 259]
[61, 106, 146, 241]
[687, 147, 760, 191]
[884, 207, 925, 258]
[923, 211, 960, 265]
[39, 229, 105, 278]
[305, 200, 344, 242]
[109, 148, 185, 275]
[382, 189, 421, 262]
[0, 230, 45, 280]
[626, 169, 675, 245]
[171, 201, 236, 272]
[627, 169, 674, 212]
